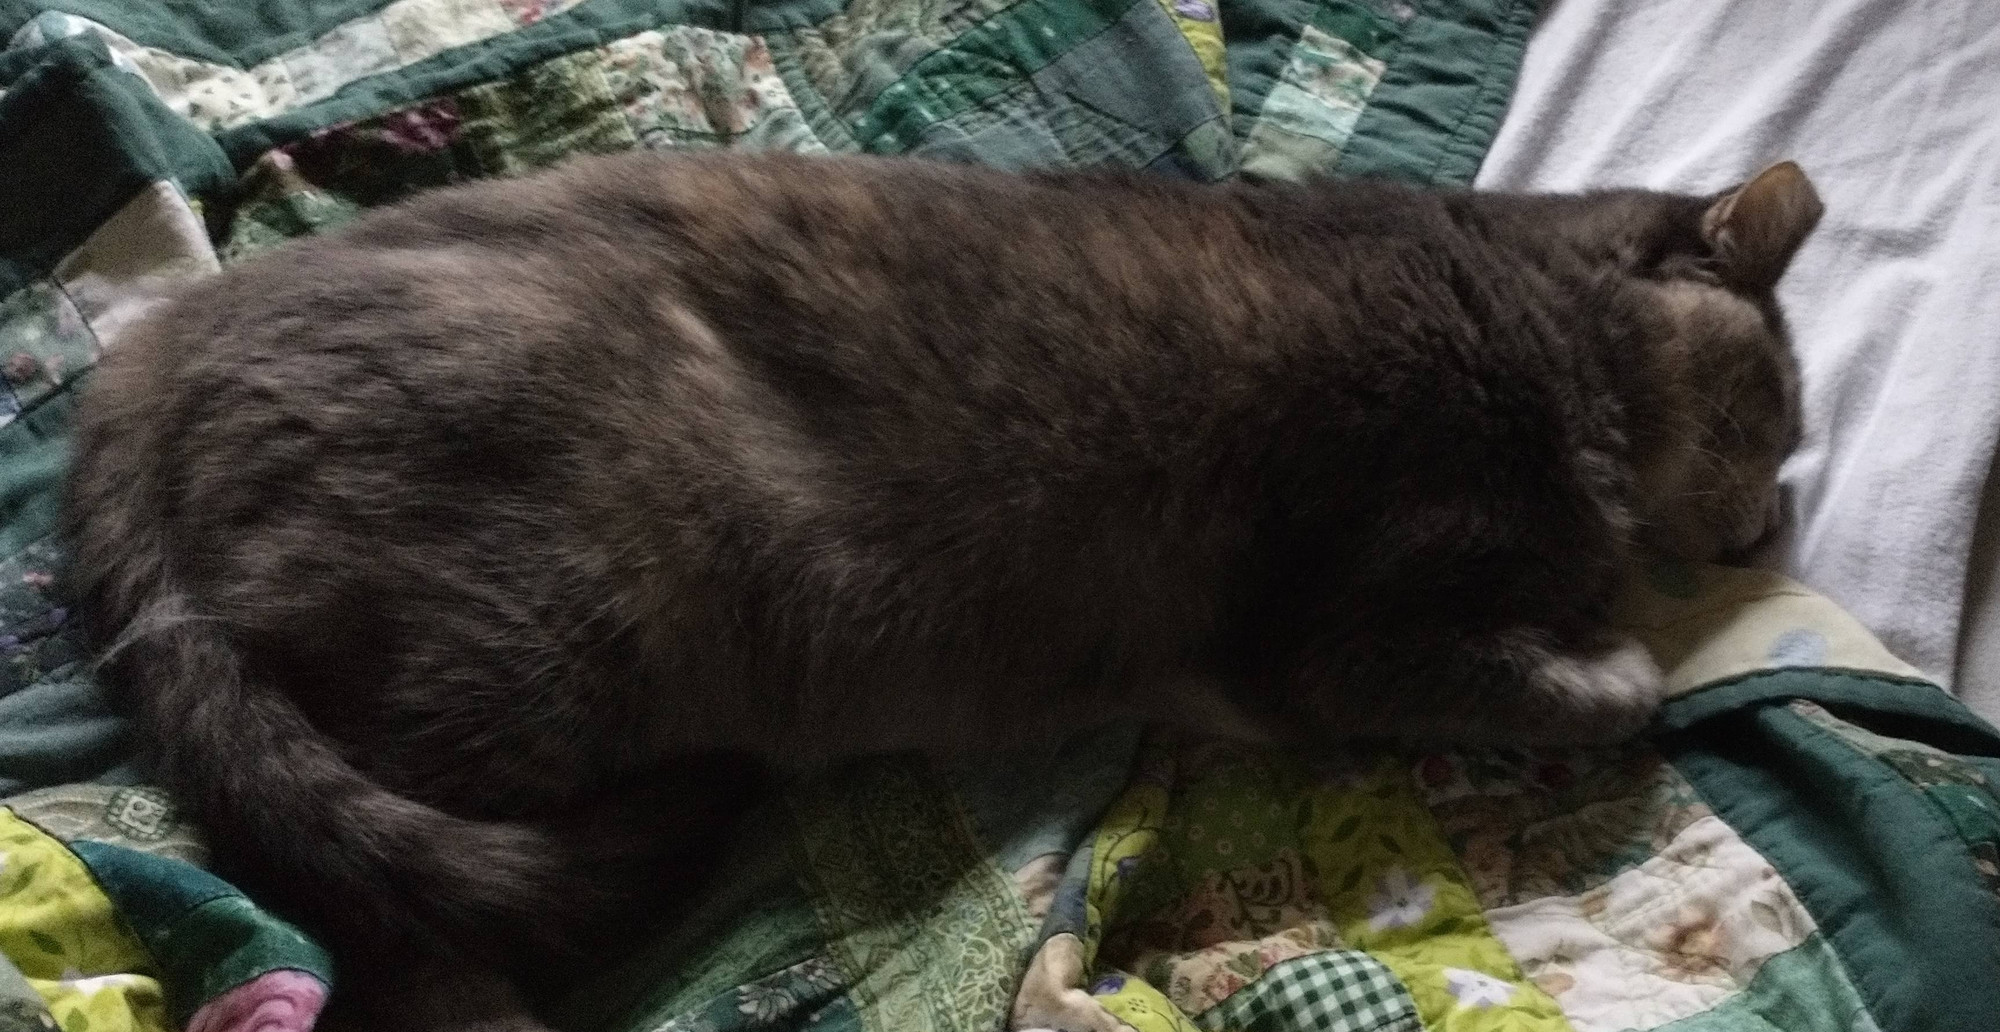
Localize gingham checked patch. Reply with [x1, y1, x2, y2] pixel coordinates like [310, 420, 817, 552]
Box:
[1196, 950, 1421, 1032]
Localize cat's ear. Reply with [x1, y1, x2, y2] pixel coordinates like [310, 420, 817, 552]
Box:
[1700, 161, 1824, 289]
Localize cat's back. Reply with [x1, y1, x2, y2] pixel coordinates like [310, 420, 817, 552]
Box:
[74, 152, 1562, 594]
[97, 151, 1468, 418]
[91, 153, 1273, 442]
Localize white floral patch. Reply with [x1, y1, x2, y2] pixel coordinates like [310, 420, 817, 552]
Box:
[1483, 814, 1818, 1032]
[2, 1, 569, 133]
[1444, 967, 1516, 1008]
[281, 17, 400, 105]
[1366, 866, 1435, 931]
[380, 0, 517, 65]
[6, 12, 279, 128]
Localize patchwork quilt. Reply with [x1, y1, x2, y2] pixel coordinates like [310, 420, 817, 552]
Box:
[2, 1, 1998, 1031]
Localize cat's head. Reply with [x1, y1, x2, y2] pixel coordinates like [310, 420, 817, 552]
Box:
[1551, 162, 1824, 562]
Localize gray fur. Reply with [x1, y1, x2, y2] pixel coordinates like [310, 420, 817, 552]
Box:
[61, 152, 1820, 1023]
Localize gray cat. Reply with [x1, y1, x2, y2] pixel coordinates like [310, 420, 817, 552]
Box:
[63, 153, 1819, 1024]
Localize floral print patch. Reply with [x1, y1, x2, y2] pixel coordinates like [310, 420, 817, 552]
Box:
[1484, 814, 1818, 1032]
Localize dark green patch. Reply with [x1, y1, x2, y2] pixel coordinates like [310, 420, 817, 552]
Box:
[1665, 685, 2000, 1032]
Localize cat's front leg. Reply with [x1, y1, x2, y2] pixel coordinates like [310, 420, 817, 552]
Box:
[1510, 633, 1666, 746]
[1288, 627, 1667, 747]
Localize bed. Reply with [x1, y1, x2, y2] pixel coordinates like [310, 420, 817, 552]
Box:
[0, 2, 1996, 1031]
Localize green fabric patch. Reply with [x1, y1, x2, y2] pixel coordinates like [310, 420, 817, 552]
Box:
[555, 875, 828, 1030]
[1660, 667, 2000, 756]
[1788, 699, 2000, 906]
[1333, 0, 1535, 185]
[757, 0, 1008, 149]
[218, 168, 364, 264]
[0, 0, 397, 68]
[1240, 21, 1385, 178]
[0, 390, 75, 561]
[455, 49, 638, 173]
[792, 758, 1038, 1032]
[900, 0, 1234, 176]
[622, 954, 848, 1031]
[553, 743, 1103, 1032]
[68, 841, 331, 1025]
[1665, 701, 2000, 1032]
[0, 35, 231, 294]
[0, 282, 95, 421]
[849, 0, 1145, 153]
[1652, 934, 1879, 1032]
[941, 724, 1142, 874]
[1222, 0, 1399, 151]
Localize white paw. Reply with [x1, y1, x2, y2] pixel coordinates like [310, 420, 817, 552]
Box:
[1528, 635, 1666, 745]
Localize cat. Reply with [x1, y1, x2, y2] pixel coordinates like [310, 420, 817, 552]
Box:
[62, 152, 1819, 1024]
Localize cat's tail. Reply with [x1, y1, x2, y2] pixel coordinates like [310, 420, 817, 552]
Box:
[99, 588, 591, 961]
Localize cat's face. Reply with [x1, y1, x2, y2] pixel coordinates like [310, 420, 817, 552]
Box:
[1571, 163, 1824, 562]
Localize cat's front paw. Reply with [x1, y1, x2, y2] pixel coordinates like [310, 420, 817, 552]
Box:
[1525, 635, 1665, 746]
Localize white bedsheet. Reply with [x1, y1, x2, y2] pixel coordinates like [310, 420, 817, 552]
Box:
[1474, 0, 2000, 717]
